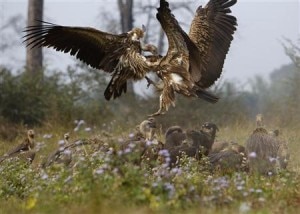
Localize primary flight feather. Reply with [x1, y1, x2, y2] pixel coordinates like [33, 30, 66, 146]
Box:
[147, 0, 237, 116]
[23, 21, 158, 100]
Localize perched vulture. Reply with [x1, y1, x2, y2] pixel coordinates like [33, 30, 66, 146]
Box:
[0, 129, 35, 164]
[147, 0, 237, 116]
[209, 142, 247, 173]
[245, 127, 280, 175]
[270, 129, 290, 170]
[120, 118, 163, 165]
[23, 21, 158, 100]
[41, 133, 72, 168]
[162, 122, 218, 166]
[164, 126, 185, 149]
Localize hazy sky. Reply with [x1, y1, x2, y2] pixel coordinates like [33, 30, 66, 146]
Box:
[0, 0, 299, 87]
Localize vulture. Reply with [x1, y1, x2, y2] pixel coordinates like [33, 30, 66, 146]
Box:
[246, 115, 290, 173]
[119, 118, 163, 165]
[0, 130, 35, 164]
[42, 133, 105, 168]
[270, 129, 290, 170]
[245, 127, 280, 175]
[162, 122, 218, 166]
[41, 133, 73, 168]
[23, 21, 158, 100]
[147, 0, 237, 116]
[209, 142, 247, 173]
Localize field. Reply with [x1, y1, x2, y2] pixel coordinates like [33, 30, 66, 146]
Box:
[0, 120, 299, 214]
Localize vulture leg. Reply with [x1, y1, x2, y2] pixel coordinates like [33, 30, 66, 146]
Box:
[149, 94, 167, 117]
[145, 76, 158, 89]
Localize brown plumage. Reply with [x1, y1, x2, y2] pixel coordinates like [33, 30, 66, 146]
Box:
[211, 141, 245, 154]
[198, 122, 219, 154]
[163, 122, 218, 166]
[211, 141, 230, 154]
[23, 21, 157, 100]
[164, 126, 185, 149]
[245, 127, 280, 175]
[0, 130, 35, 164]
[120, 118, 163, 165]
[148, 0, 237, 116]
[209, 142, 247, 173]
[42, 133, 72, 168]
[271, 130, 290, 170]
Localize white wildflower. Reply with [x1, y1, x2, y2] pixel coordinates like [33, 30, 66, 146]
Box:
[85, 127, 92, 132]
[249, 152, 257, 158]
[239, 202, 251, 213]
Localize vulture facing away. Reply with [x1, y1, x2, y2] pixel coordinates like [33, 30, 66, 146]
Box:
[163, 122, 218, 167]
[147, 0, 237, 116]
[23, 22, 158, 100]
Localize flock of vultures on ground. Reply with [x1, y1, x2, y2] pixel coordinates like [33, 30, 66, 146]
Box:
[0, 114, 290, 175]
[1, 0, 290, 175]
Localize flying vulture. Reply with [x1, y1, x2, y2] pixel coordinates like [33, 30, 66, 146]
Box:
[23, 22, 158, 100]
[147, 0, 237, 116]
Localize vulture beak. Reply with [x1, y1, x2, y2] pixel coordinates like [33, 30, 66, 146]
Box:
[142, 24, 147, 33]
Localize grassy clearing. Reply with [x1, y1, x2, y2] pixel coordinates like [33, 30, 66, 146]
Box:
[0, 121, 300, 214]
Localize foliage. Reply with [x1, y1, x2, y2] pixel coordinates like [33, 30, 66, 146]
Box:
[0, 122, 300, 213]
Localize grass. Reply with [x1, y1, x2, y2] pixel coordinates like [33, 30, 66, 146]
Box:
[0, 120, 300, 214]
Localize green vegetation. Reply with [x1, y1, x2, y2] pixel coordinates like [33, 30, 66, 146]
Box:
[0, 123, 300, 214]
[0, 41, 300, 213]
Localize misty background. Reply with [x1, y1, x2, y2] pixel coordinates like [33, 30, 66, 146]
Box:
[0, 0, 299, 137]
[0, 0, 299, 83]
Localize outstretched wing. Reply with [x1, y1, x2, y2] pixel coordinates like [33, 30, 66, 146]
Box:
[156, 0, 189, 65]
[23, 21, 128, 72]
[189, 0, 237, 88]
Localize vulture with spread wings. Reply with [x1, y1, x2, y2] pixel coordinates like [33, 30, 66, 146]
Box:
[147, 0, 237, 116]
[23, 22, 158, 100]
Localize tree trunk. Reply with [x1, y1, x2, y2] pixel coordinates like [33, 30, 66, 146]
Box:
[26, 0, 43, 74]
[117, 0, 134, 94]
[157, 27, 165, 55]
[118, 0, 133, 32]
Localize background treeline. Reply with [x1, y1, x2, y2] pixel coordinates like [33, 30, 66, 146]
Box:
[0, 0, 299, 140]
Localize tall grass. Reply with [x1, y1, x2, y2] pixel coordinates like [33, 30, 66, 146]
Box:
[0, 120, 299, 214]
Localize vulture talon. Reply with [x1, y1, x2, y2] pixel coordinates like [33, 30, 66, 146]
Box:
[145, 76, 155, 89]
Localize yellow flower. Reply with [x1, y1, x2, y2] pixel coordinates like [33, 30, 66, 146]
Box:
[25, 197, 37, 210]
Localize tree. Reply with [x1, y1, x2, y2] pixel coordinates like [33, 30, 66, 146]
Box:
[26, 0, 43, 74]
[117, 0, 134, 94]
[118, 0, 134, 32]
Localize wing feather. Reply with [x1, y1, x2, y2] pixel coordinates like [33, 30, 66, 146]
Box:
[23, 21, 128, 72]
[188, 0, 237, 88]
[156, 0, 189, 60]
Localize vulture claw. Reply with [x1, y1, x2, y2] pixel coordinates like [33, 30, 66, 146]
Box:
[145, 76, 155, 89]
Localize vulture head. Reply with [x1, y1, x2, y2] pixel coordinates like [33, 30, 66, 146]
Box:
[27, 129, 35, 140]
[26, 129, 35, 150]
[128, 28, 145, 41]
[139, 117, 157, 141]
[269, 129, 279, 137]
[256, 114, 264, 127]
[64, 133, 70, 144]
[201, 122, 218, 137]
